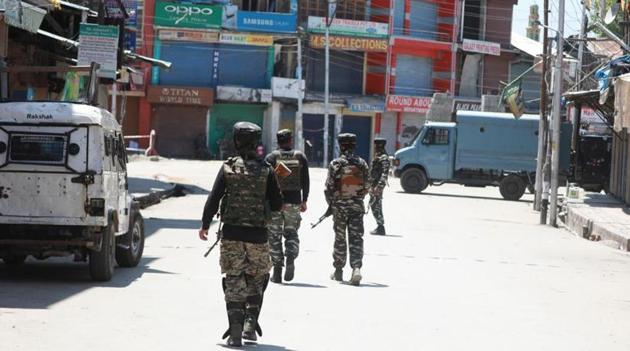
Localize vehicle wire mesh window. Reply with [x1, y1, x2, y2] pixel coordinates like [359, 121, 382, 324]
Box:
[9, 134, 67, 163]
[433, 129, 449, 145]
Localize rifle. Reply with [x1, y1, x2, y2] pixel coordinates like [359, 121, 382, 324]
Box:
[203, 222, 223, 257]
[311, 206, 333, 229]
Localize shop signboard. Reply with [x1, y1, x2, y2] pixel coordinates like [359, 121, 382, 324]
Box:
[309, 34, 387, 52]
[347, 97, 385, 112]
[307, 16, 388, 38]
[154, 1, 222, 29]
[147, 85, 214, 106]
[386, 95, 432, 113]
[452, 98, 482, 113]
[159, 29, 219, 43]
[217, 86, 272, 104]
[236, 11, 296, 33]
[220, 32, 273, 46]
[77, 24, 120, 79]
[462, 39, 501, 56]
[271, 77, 304, 99]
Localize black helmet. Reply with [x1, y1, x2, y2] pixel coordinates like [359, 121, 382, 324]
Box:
[338, 133, 357, 148]
[277, 129, 293, 144]
[374, 137, 387, 146]
[233, 121, 262, 152]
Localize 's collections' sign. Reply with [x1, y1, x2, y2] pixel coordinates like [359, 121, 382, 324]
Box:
[307, 16, 388, 38]
[159, 29, 219, 43]
[147, 86, 214, 106]
[271, 77, 304, 99]
[217, 86, 272, 104]
[220, 33, 273, 46]
[77, 24, 120, 79]
[386, 95, 432, 113]
[462, 39, 501, 56]
[236, 11, 296, 33]
[154, 1, 222, 29]
[310, 34, 387, 52]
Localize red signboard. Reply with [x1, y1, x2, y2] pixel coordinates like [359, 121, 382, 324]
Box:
[386, 95, 432, 113]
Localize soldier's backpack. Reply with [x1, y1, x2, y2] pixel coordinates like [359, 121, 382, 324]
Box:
[221, 156, 270, 228]
[274, 150, 302, 192]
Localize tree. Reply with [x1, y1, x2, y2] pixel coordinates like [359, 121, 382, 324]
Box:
[590, 0, 623, 37]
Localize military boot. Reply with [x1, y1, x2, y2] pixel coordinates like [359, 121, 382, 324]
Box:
[243, 295, 262, 342]
[226, 302, 245, 347]
[271, 266, 282, 284]
[330, 267, 343, 281]
[350, 267, 362, 286]
[284, 258, 295, 282]
[370, 225, 386, 235]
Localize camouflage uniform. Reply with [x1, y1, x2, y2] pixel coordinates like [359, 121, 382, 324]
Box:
[269, 204, 301, 266]
[369, 151, 390, 226]
[325, 153, 369, 269]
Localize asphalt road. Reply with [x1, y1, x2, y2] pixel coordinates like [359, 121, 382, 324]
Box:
[2, 160, 630, 351]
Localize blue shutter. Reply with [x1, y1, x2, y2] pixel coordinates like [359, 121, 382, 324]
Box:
[393, 0, 405, 36]
[159, 42, 215, 86]
[409, 0, 437, 40]
[394, 55, 433, 96]
[216, 45, 270, 89]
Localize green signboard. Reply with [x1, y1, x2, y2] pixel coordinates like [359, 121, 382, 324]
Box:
[154, 1, 222, 29]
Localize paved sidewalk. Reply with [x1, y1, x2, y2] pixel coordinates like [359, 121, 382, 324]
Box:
[563, 193, 630, 251]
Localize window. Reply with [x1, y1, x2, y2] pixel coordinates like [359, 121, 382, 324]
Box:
[423, 128, 449, 145]
[9, 134, 67, 164]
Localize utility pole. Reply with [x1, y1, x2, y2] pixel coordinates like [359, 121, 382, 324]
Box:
[323, 0, 336, 167]
[549, 0, 566, 227]
[295, 35, 304, 152]
[535, 0, 549, 214]
[571, 2, 587, 155]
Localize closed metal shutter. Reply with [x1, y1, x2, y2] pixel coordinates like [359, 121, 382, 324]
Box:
[394, 55, 433, 96]
[409, 0, 437, 40]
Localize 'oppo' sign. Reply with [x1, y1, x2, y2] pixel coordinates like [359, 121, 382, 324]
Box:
[164, 5, 214, 16]
[155, 1, 222, 29]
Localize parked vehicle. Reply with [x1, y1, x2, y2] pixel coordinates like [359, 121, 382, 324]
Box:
[0, 102, 145, 281]
[393, 111, 571, 201]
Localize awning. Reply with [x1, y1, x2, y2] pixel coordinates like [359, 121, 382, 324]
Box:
[564, 90, 615, 126]
[57, 0, 97, 17]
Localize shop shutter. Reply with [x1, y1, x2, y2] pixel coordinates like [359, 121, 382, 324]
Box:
[159, 42, 216, 86]
[393, 0, 405, 36]
[216, 45, 271, 89]
[394, 55, 433, 96]
[306, 49, 364, 94]
[409, 0, 437, 40]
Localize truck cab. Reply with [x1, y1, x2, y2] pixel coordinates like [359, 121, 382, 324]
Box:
[0, 102, 145, 281]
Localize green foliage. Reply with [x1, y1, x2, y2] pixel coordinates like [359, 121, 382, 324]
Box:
[591, 0, 623, 37]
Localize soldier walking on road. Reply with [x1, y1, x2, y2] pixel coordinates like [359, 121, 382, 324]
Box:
[199, 122, 283, 347]
[325, 133, 369, 286]
[265, 129, 310, 284]
[369, 137, 390, 236]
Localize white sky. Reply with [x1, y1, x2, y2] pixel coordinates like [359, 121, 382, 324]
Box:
[512, 0, 585, 40]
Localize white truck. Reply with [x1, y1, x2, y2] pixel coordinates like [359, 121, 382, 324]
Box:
[0, 102, 145, 281]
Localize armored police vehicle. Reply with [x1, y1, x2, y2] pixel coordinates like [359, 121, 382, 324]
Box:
[394, 111, 571, 201]
[0, 102, 145, 281]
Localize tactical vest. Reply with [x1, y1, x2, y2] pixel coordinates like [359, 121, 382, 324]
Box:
[274, 150, 302, 192]
[338, 158, 367, 199]
[221, 157, 270, 228]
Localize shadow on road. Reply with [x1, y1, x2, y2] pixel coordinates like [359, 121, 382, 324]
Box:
[396, 191, 534, 204]
[0, 256, 173, 309]
[217, 343, 297, 351]
[340, 281, 389, 288]
[282, 282, 327, 288]
[144, 218, 202, 238]
[129, 177, 209, 196]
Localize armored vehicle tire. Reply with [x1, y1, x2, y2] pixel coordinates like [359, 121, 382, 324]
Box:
[2, 255, 27, 265]
[500, 175, 526, 201]
[90, 222, 116, 282]
[401, 168, 428, 193]
[116, 213, 145, 268]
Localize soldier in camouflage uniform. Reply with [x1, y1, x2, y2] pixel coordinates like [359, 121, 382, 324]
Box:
[199, 122, 283, 347]
[325, 133, 369, 286]
[265, 129, 310, 284]
[369, 137, 390, 236]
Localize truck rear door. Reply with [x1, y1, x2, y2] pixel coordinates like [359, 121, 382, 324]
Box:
[420, 127, 455, 180]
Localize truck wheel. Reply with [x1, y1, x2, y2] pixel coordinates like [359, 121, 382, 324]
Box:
[401, 168, 428, 193]
[500, 175, 526, 201]
[2, 255, 27, 265]
[90, 222, 116, 282]
[116, 213, 145, 268]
